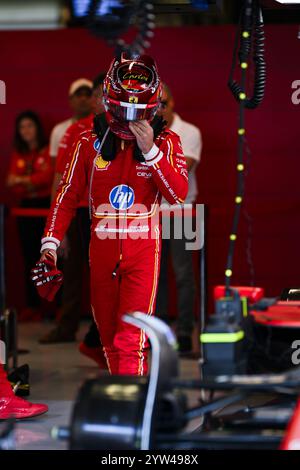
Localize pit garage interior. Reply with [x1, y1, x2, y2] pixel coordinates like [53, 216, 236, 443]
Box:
[1, 0, 300, 453]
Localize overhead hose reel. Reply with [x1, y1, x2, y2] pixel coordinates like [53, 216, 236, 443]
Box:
[87, 0, 155, 58]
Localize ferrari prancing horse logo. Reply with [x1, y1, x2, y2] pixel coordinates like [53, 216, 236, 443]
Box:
[129, 96, 138, 104]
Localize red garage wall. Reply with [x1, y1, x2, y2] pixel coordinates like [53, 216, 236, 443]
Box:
[1, 25, 300, 312]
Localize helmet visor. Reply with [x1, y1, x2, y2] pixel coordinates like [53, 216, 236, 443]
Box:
[105, 97, 159, 122]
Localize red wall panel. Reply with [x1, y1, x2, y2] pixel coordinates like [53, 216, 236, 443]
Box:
[1, 25, 300, 312]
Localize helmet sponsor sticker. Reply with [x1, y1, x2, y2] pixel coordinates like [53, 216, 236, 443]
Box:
[109, 185, 135, 210]
[118, 64, 153, 93]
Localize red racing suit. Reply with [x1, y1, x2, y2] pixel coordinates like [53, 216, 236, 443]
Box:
[56, 114, 94, 207]
[42, 127, 188, 375]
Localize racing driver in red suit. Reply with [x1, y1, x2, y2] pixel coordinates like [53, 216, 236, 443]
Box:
[33, 54, 188, 376]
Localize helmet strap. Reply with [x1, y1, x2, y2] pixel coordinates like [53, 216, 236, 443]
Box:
[93, 113, 117, 161]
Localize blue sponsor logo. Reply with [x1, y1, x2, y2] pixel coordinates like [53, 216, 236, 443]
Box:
[109, 185, 135, 210]
[93, 138, 101, 152]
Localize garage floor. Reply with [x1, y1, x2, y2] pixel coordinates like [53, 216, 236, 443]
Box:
[3, 321, 203, 450]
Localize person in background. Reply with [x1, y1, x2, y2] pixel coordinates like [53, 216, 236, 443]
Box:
[39, 74, 107, 370]
[155, 83, 202, 354]
[49, 78, 93, 160]
[39, 79, 93, 342]
[7, 110, 53, 321]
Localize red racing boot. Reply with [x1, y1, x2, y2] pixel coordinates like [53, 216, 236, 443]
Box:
[0, 365, 48, 420]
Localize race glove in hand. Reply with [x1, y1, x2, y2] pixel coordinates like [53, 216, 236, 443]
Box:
[31, 252, 63, 301]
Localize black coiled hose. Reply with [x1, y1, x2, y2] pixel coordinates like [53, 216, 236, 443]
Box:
[87, 0, 155, 59]
[228, 1, 266, 110]
[250, 10, 266, 109]
[225, 0, 266, 294]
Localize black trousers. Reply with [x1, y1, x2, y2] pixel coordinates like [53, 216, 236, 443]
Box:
[17, 197, 50, 309]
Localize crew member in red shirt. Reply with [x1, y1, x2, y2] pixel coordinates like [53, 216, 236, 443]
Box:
[7, 111, 53, 320]
[40, 74, 107, 368]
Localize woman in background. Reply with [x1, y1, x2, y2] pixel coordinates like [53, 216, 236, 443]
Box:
[7, 110, 53, 320]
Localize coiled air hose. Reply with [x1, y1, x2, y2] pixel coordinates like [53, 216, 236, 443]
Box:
[225, 0, 266, 294]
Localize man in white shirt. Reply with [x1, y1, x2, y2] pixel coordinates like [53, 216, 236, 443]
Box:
[156, 83, 202, 353]
[49, 78, 93, 159]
